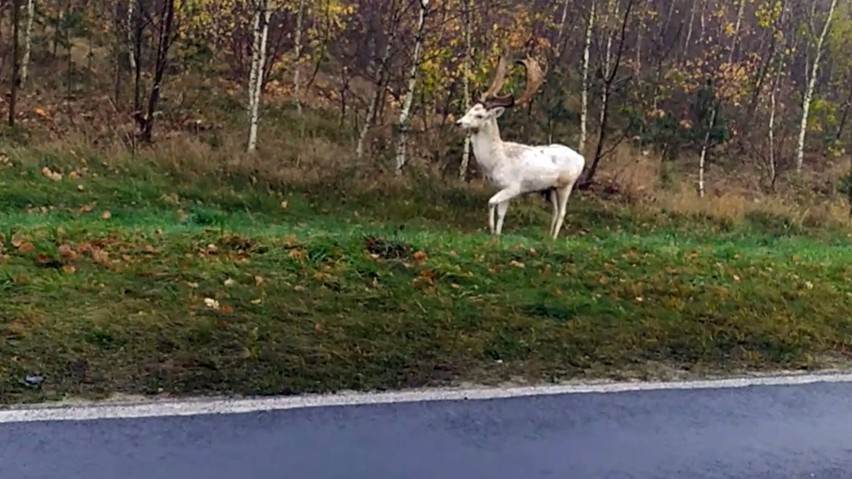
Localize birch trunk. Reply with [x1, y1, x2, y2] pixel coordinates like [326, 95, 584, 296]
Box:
[292, 0, 306, 115]
[355, 1, 399, 159]
[20, 0, 34, 86]
[458, 0, 473, 180]
[393, 0, 429, 174]
[127, 0, 136, 71]
[697, 108, 714, 198]
[553, 0, 571, 61]
[683, 0, 696, 56]
[9, 0, 20, 127]
[247, 0, 272, 153]
[795, 0, 839, 173]
[697, 0, 744, 197]
[579, 0, 595, 153]
[768, 66, 782, 190]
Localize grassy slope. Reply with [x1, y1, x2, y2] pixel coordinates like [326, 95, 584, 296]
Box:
[2, 151, 852, 405]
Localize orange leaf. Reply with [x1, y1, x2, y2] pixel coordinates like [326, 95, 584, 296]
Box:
[58, 244, 77, 259]
[413, 250, 427, 262]
[17, 242, 35, 253]
[62, 264, 77, 274]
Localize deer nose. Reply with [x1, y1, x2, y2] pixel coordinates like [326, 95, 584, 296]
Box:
[455, 119, 463, 126]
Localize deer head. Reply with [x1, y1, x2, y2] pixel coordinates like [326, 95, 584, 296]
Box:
[455, 54, 546, 132]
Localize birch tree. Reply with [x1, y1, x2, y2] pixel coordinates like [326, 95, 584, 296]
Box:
[393, 0, 429, 174]
[20, 0, 34, 86]
[579, 0, 595, 153]
[292, 0, 306, 115]
[697, 0, 745, 198]
[581, 0, 633, 187]
[458, 0, 473, 180]
[795, 0, 839, 173]
[9, 0, 21, 127]
[355, 0, 402, 159]
[247, 0, 273, 153]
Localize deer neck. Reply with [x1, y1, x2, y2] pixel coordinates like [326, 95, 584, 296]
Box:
[469, 119, 504, 174]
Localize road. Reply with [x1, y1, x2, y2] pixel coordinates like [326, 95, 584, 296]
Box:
[2, 375, 852, 479]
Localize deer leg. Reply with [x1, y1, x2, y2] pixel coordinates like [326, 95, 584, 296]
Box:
[487, 187, 522, 236]
[552, 182, 576, 240]
[547, 189, 558, 237]
[495, 200, 511, 235]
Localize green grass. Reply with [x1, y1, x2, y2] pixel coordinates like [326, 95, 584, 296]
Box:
[2, 152, 852, 405]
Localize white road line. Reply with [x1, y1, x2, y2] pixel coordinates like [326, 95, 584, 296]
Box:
[2, 371, 852, 424]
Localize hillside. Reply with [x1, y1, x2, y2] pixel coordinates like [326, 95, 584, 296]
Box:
[1, 0, 852, 403]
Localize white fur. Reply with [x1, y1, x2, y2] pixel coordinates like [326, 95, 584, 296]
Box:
[456, 104, 585, 239]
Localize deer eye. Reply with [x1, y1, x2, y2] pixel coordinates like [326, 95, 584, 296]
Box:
[475, 114, 484, 119]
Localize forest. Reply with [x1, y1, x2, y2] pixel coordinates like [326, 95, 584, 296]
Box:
[0, 0, 850, 199]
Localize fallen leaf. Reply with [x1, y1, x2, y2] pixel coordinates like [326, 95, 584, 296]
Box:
[101, 210, 112, 220]
[254, 275, 265, 285]
[413, 250, 427, 262]
[91, 248, 110, 265]
[11, 233, 24, 248]
[280, 200, 289, 210]
[288, 248, 307, 261]
[224, 278, 236, 287]
[58, 244, 77, 259]
[203, 297, 220, 310]
[77, 184, 85, 191]
[17, 242, 35, 253]
[62, 264, 76, 274]
[509, 260, 525, 268]
[79, 202, 96, 213]
[220, 304, 234, 314]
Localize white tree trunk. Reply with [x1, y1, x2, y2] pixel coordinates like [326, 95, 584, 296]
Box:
[553, 0, 571, 61]
[458, 0, 473, 180]
[579, 0, 595, 153]
[768, 67, 781, 189]
[698, 109, 714, 198]
[247, 0, 272, 154]
[393, 0, 429, 174]
[683, 0, 696, 55]
[796, 0, 839, 173]
[127, 0, 136, 71]
[292, 0, 306, 115]
[598, 0, 614, 132]
[728, 0, 746, 64]
[356, 15, 397, 159]
[20, 0, 34, 85]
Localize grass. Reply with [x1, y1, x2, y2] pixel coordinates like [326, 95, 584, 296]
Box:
[2, 148, 852, 406]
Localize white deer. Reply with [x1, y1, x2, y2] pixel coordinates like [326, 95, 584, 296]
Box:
[455, 55, 585, 239]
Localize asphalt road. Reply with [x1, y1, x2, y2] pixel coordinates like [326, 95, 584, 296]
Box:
[3, 379, 852, 479]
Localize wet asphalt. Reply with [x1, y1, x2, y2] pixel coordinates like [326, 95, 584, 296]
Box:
[2, 380, 852, 478]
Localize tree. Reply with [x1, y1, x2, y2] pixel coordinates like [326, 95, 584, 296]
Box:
[393, 0, 429, 173]
[795, 0, 839, 172]
[247, 0, 273, 153]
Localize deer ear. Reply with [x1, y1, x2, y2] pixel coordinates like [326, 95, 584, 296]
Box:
[491, 107, 506, 118]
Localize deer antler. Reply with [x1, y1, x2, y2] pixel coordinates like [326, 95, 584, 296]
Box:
[479, 55, 514, 108]
[512, 56, 547, 106]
